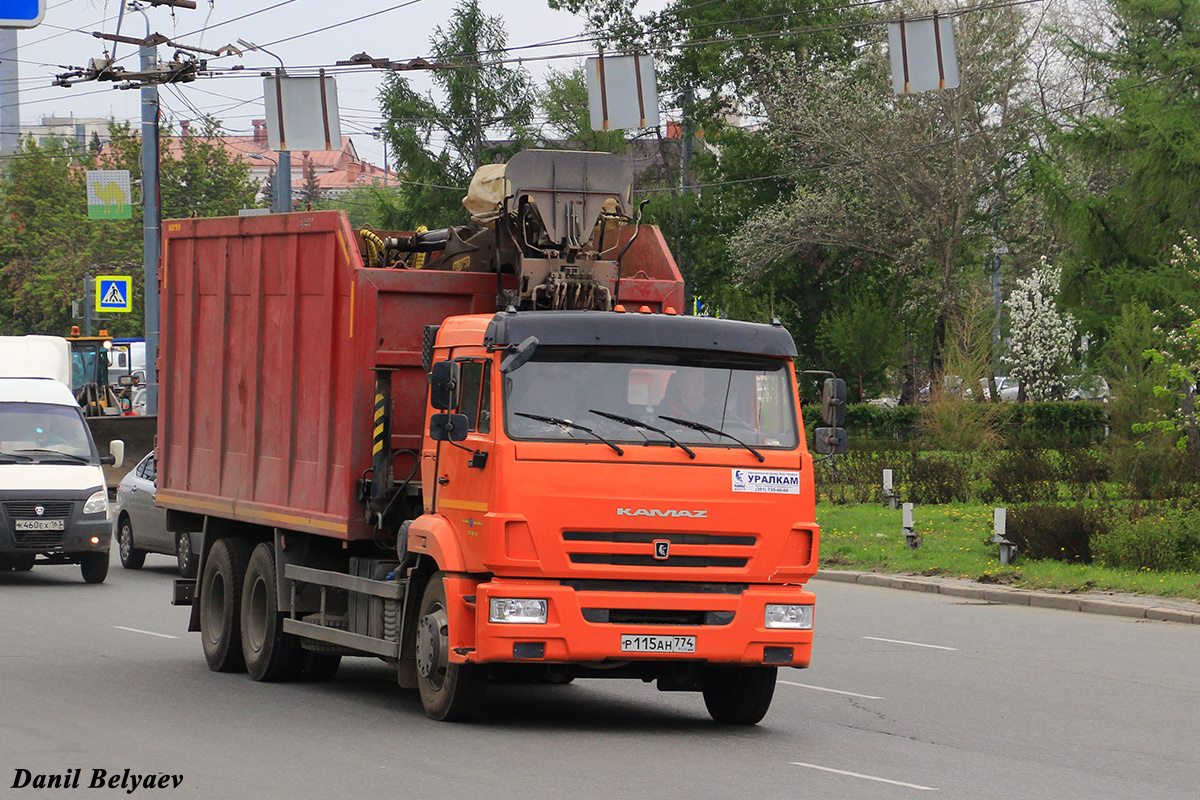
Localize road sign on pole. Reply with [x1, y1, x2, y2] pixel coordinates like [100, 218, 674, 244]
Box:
[87, 170, 133, 220]
[96, 276, 133, 314]
[0, 1, 46, 28]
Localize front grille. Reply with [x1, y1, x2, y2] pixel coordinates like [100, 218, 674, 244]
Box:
[564, 531, 755, 546]
[13, 531, 65, 550]
[570, 553, 747, 568]
[563, 580, 747, 594]
[581, 608, 734, 626]
[4, 501, 74, 519]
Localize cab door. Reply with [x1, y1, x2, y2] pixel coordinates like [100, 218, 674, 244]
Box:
[430, 353, 495, 566]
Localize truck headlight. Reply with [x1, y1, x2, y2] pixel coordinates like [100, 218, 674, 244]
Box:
[765, 604, 813, 630]
[489, 598, 548, 624]
[83, 490, 109, 516]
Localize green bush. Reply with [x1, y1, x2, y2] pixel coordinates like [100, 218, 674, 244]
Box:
[1093, 509, 1200, 572]
[982, 448, 1058, 504]
[908, 453, 971, 505]
[813, 450, 908, 504]
[1006, 504, 1105, 562]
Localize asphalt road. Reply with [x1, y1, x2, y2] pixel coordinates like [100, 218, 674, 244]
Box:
[2, 551, 1198, 800]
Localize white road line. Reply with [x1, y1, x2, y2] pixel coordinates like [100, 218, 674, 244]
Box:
[777, 680, 884, 700]
[790, 762, 940, 791]
[112, 626, 180, 640]
[862, 636, 958, 651]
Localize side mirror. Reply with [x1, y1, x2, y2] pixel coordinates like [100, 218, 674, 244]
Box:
[107, 440, 125, 469]
[821, 377, 847, 426]
[499, 336, 539, 374]
[429, 360, 461, 410]
[118, 375, 133, 387]
[813, 427, 847, 455]
[429, 413, 469, 443]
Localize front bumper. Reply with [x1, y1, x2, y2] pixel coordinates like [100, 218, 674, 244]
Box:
[462, 578, 814, 667]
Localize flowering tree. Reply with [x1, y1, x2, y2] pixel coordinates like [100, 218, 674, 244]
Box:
[1146, 235, 1200, 451]
[1003, 259, 1079, 400]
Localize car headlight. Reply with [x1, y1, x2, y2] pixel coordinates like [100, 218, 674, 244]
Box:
[489, 598, 548, 624]
[765, 604, 813, 630]
[83, 490, 109, 516]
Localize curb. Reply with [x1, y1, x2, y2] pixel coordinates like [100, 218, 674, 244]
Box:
[811, 570, 1200, 625]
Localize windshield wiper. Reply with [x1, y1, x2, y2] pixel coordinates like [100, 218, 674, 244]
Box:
[657, 415, 765, 462]
[13, 449, 91, 464]
[587, 409, 695, 459]
[0, 451, 34, 463]
[514, 413, 624, 456]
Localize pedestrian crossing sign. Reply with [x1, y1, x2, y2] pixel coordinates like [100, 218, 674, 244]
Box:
[96, 275, 133, 313]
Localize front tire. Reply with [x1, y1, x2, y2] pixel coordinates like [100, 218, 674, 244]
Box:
[200, 537, 252, 673]
[176, 532, 197, 578]
[701, 666, 777, 725]
[415, 572, 485, 721]
[11, 554, 35, 571]
[80, 552, 109, 584]
[117, 516, 145, 569]
[240, 543, 303, 682]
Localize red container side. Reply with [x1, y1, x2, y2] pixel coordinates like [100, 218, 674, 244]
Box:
[157, 211, 505, 541]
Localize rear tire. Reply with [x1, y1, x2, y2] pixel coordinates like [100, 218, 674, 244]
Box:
[240, 543, 303, 682]
[415, 572, 485, 721]
[701, 666, 777, 725]
[200, 537, 252, 673]
[80, 552, 109, 584]
[117, 516, 145, 569]
[176, 531, 197, 578]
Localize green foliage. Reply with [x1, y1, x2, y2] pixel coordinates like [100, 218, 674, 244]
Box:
[538, 67, 628, 154]
[1006, 504, 1103, 562]
[981, 447, 1059, 504]
[907, 453, 972, 505]
[1093, 507, 1200, 572]
[378, 0, 535, 228]
[816, 287, 902, 402]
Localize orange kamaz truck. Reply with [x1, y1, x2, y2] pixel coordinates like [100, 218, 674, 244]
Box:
[161, 150, 847, 723]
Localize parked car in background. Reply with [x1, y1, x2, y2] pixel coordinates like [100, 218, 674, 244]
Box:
[113, 451, 196, 576]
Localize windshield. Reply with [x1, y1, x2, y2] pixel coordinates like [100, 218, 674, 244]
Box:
[503, 347, 798, 449]
[0, 402, 97, 463]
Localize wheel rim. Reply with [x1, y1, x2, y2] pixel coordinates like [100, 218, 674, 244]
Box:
[416, 602, 449, 690]
[204, 571, 226, 646]
[246, 572, 269, 654]
[119, 522, 132, 561]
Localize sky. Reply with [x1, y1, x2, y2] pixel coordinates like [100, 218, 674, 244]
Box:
[6, 0, 670, 167]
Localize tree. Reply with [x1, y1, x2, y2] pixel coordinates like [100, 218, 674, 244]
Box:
[1146, 235, 1200, 452]
[1003, 259, 1079, 401]
[537, 66, 628, 153]
[299, 159, 323, 208]
[378, 0, 535, 228]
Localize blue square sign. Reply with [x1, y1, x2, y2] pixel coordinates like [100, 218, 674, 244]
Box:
[96, 275, 133, 313]
[0, 1, 45, 28]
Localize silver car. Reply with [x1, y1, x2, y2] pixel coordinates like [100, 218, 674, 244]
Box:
[113, 451, 196, 576]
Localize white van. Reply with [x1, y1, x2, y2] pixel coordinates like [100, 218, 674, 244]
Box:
[0, 336, 124, 583]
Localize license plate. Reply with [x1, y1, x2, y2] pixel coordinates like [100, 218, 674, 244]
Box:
[15, 519, 65, 531]
[620, 634, 696, 654]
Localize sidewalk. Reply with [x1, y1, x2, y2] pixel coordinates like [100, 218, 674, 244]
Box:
[812, 569, 1200, 624]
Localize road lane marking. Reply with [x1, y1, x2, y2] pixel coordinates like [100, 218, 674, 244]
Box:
[790, 762, 940, 791]
[777, 680, 884, 700]
[862, 636, 957, 651]
[112, 626, 180, 640]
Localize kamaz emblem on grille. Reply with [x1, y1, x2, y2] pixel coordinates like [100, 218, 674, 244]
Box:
[617, 508, 707, 518]
[34, 506, 45, 516]
[653, 540, 670, 559]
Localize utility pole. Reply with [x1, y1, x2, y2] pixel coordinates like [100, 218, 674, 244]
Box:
[141, 40, 161, 415]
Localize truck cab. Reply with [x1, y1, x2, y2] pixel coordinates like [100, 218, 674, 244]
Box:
[413, 310, 817, 721]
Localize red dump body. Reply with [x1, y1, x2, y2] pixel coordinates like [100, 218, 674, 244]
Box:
[156, 211, 684, 542]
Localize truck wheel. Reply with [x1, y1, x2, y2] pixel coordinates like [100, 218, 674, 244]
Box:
[117, 516, 145, 569]
[415, 572, 485, 721]
[80, 552, 109, 584]
[300, 651, 342, 682]
[701, 666, 778, 725]
[176, 532, 197, 578]
[241, 543, 303, 682]
[200, 537, 252, 673]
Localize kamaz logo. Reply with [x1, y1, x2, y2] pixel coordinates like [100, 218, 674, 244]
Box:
[617, 508, 707, 518]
